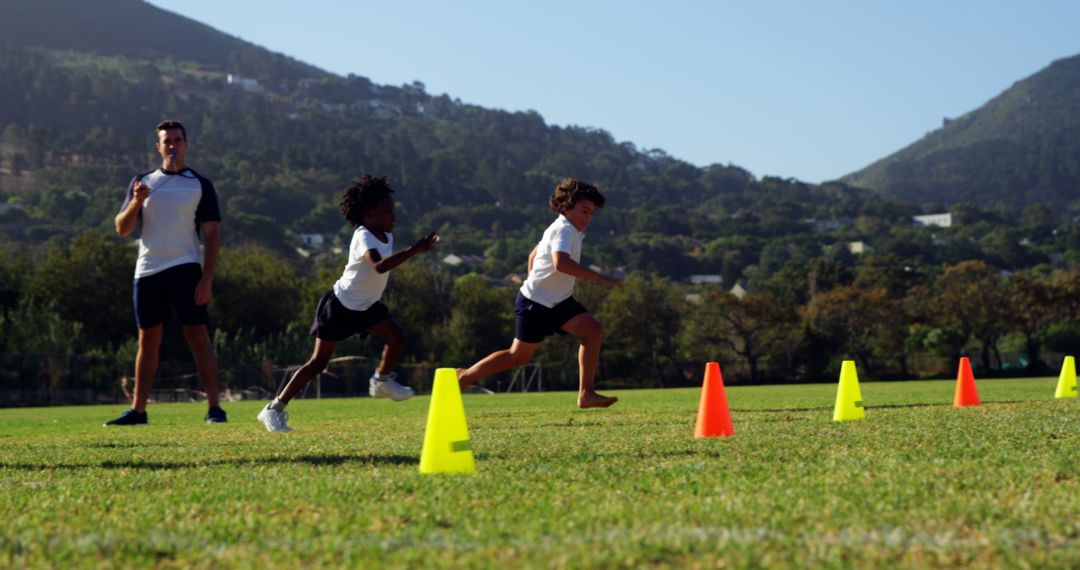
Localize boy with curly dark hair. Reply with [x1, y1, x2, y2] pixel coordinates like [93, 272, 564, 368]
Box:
[258, 175, 438, 432]
[458, 178, 621, 408]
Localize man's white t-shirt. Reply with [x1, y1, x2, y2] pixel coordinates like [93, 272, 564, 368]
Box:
[333, 227, 393, 311]
[520, 214, 584, 308]
[120, 168, 221, 279]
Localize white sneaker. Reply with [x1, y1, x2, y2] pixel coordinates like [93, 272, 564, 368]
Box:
[369, 372, 414, 401]
[257, 404, 292, 433]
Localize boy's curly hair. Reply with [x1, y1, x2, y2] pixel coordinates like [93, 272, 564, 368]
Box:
[548, 178, 606, 214]
[340, 174, 395, 227]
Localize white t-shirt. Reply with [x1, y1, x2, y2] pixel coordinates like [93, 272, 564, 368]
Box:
[520, 214, 584, 308]
[333, 227, 393, 311]
[120, 168, 220, 279]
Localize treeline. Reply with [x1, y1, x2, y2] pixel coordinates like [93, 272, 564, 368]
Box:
[3, 232, 1080, 402]
[4, 44, 1080, 402]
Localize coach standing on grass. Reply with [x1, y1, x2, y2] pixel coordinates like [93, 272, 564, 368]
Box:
[105, 120, 227, 426]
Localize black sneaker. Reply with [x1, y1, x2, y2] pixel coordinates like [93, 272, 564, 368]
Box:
[205, 406, 228, 424]
[103, 409, 148, 426]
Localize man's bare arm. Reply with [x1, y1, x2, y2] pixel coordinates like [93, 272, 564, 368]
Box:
[115, 180, 150, 237]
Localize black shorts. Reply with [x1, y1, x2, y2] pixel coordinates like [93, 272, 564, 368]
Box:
[133, 263, 209, 329]
[310, 290, 391, 341]
[514, 292, 588, 343]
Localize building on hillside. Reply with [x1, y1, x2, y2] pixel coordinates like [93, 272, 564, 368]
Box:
[847, 241, 870, 255]
[442, 253, 484, 267]
[367, 100, 402, 117]
[688, 274, 723, 285]
[415, 102, 440, 118]
[730, 283, 748, 299]
[226, 74, 264, 93]
[913, 213, 953, 228]
[296, 234, 325, 248]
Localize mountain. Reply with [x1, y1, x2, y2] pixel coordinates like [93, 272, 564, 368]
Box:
[844, 53, 1080, 212]
[0, 0, 323, 82]
[1, 0, 1071, 284]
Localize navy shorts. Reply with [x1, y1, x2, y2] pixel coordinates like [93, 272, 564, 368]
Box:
[133, 263, 209, 329]
[514, 292, 588, 343]
[310, 290, 391, 341]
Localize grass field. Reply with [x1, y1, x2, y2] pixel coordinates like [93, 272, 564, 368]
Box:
[1, 376, 1077, 568]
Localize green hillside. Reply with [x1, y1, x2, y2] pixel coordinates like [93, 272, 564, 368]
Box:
[5, 0, 1080, 391]
[0, 0, 322, 82]
[845, 54, 1080, 211]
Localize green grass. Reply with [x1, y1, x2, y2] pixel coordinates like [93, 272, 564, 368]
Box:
[1, 377, 1078, 568]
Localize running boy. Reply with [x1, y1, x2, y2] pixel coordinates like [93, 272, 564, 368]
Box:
[258, 175, 437, 432]
[458, 178, 621, 408]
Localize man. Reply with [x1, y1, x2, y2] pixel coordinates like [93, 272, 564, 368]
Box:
[105, 120, 227, 425]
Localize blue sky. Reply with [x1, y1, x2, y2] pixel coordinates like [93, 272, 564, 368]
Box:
[149, 0, 1080, 183]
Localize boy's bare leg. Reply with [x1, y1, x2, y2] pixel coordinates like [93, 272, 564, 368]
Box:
[183, 324, 221, 408]
[132, 325, 164, 412]
[277, 338, 337, 404]
[561, 313, 617, 409]
[457, 339, 540, 389]
[366, 319, 405, 375]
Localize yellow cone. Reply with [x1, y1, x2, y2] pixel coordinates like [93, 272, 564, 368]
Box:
[419, 368, 476, 474]
[833, 360, 865, 422]
[1055, 356, 1078, 399]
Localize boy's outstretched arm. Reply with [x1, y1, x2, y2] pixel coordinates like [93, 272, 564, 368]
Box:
[368, 231, 438, 273]
[551, 252, 622, 286]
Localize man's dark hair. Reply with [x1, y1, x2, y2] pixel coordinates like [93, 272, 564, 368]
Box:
[548, 178, 606, 214]
[340, 174, 395, 227]
[156, 120, 187, 141]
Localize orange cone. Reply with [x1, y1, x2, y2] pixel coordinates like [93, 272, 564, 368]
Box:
[695, 362, 734, 438]
[953, 357, 981, 407]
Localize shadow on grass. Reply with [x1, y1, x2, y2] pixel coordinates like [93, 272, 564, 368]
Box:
[84, 442, 177, 449]
[0, 453, 418, 472]
[739, 399, 1028, 414]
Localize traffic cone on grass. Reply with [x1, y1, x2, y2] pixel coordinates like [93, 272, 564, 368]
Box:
[1055, 356, 1078, 399]
[694, 362, 734, 438]
[419, 368, 476, 474]
[832, 360, 865, 422]
[953, 357, 980, 408]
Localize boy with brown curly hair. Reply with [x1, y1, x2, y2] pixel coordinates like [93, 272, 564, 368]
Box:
[458, 178, 621, 408]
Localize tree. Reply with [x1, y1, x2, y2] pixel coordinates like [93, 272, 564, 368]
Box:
[0, 242, 31, 321]
[853, 254, 925, 298]
[596, 273, 683, 385]
[380, 263, 455, 363]
[922, 261, 1011, 370]
[441, 274, 513, 365]
[27, 230, 136, 344]
[1009, 269, 1080, 371]
[211, 245, 301, 338]
[680, 290, 798, 384]
[805, 286, 909, 377]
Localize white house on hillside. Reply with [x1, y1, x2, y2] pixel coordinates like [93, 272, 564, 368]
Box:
[442, 254, 484, 267]
[913, 213, 953, 228]
[227, 74, 264, 93]
[847, 241, 870, 255]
